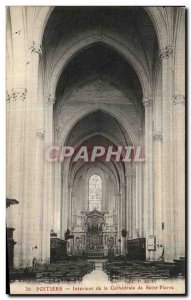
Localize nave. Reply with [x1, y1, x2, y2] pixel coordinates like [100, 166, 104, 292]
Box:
[9, 258, 185, 284]
[6, 6, 185, 271]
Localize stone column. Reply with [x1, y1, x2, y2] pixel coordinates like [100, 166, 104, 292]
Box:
[135, 163, 143, 238]
[81, 174, 86, 212]
[53, 161, 62, 237]
[23, 40, 44, 267]
[31, 45, 45, 263]
[6, 8, 30, 267]
[132, 170, 137, 239]
[20, 40, 44, 267]
[120, 183, 126, 255]
[71, 191, 77, 229]
[53, 126, 62, 237]
[153, 132, 163, 260]
[7, 8, 46, 267]
[68, 184, 73, 229]
[84, 174, 89, 211]
[67, 185, 73, 254]
[33, 129, 45, 263]
[121, 235, 126, 256]
[160, 46, 174, 262]
[41, 96, 55, 263]
[103, 175, 108, 211]
[115, 192, 121, 254]
[143, 98, 154, 260]
[136, 129, 144, 238]
[6, 90, 26, 267]
[126, 172, 132, 239]
[61, 170, 69, 239]
[173, 95, 185, 258]
[120, 183, 126, 229]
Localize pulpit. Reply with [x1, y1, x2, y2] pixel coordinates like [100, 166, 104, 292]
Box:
[50, 237, 67, 262]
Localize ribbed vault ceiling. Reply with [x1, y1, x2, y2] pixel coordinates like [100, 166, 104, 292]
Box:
[42, 7, 157, 189]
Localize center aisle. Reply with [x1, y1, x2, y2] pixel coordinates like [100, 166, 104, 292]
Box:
[82, 261, 109, 284]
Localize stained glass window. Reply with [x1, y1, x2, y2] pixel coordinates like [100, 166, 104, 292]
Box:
[89, 174, 102, 211]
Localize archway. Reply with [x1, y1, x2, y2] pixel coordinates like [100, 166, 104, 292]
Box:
[41, 7, 153, 261]
[6, 6, 185, 269]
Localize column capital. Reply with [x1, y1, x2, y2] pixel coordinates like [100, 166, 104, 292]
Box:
[36, 129, 45, 140]
[159, 46, 173, 59]
[142, 98, 152, 108]
[173, 94, 185, 106]
[29, 41, 43, 55]
[6, 88, 27, 103]
[46, 94, 56, 105]
[153, 132, 163, 142]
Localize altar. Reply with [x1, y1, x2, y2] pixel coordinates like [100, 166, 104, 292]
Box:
[71, 209, 117, 257]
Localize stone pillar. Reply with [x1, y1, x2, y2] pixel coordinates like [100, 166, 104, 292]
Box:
[121, 236, 126, 256]
[143, 98, 154, 260]
[41, 95, 55, 263]
[68, 184, 73, 229]
[132, 170, 137, 239]
[6, 91, 25, 267]
[115, 192, 121, 255]
[53, 161, 62, 237]
[126, 172, 132, 239]
[120, 183, 126, 229]
[135, 163, 143, 238]
[71, 191, 77, 229]
[136, 129, 144, 238]
[24, 40, 44, 266]
[153, 132, 163, 260]
[120, 183, 126, 255]
[61, 170, 69, 239]
[7, 7, 46, 267]
[53, 125, 62, 237]
[33, 130, 45, 263]
[81, 174, 86, 212]
[6, 8, 29, 267]
[103, 175, 108, 211]
[173, 95, 185, 258]
[160, 46, 174, 262]
[67, 186, 73, 254]
[84, 174, 89, 211]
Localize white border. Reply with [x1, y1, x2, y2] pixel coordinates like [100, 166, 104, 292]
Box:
[0, 1, 190, 299]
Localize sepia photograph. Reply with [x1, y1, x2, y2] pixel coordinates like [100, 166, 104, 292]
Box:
[6, 5, 186, 295]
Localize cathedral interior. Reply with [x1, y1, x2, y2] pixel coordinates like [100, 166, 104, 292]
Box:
[6, 6, 185, 282]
